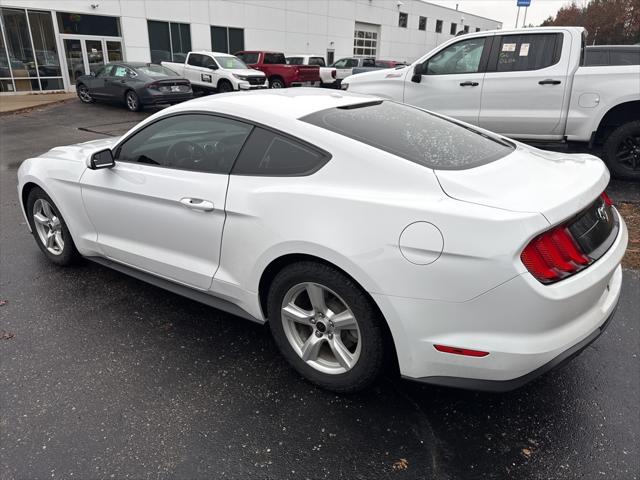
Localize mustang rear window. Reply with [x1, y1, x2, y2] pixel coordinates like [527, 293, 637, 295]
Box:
[301, 100, 514, 170]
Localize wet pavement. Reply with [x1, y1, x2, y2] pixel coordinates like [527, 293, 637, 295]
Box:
[1, 99, 638, 479]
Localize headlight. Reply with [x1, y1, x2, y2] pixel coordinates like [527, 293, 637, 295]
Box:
[233, 74, 248, 80]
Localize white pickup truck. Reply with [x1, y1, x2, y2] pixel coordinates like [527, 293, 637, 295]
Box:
[285, 54, 337, 87]
[343, 27, 640, 180]
[163, 51, 267, 93]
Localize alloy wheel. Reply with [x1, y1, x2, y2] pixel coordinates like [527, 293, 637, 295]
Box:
[77, 85, 92, 103]
[615, 134, 640, 173]
[33, 199, 64, 255]
[281, 282, 361, 375]
[126, 92, 138, 111]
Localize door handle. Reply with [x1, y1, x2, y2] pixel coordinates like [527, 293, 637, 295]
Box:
[460, 81, 479, 87]
[180, 197, 215, 212]
[539, 79, 561, 85]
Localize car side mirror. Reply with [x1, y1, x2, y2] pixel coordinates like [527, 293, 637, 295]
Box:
[89, 149, 115, 170]
[209, 64, 218, 70]
[411, 63, 424, 83]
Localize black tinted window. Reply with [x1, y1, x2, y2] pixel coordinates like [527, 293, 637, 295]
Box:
[238, 52, 259, 64]
[232, 127, 329, 176]
[287, 57, 304, 65]
[187, 53, 202, 66]
[264, 53, 286, 64]
[496, 33, 561, 72]
[302, 101, 513, 170]
[309, 57, 325, 66]
[117, 114, 252, 174]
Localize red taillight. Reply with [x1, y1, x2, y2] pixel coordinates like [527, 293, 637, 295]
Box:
[434, 345, 489, 357]
[521, 223, 592, 284]
[601, 191, 613, 206]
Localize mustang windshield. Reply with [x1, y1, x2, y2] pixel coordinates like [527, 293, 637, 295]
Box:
[301, 100, 514, 170]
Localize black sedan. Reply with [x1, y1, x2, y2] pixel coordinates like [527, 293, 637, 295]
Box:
[76, 62, 193, 112]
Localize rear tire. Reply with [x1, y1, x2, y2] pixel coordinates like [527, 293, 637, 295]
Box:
[267, 261, 385, 393]
[125, 90, 142, 112]
[26, 187, 79, 266]
[602, 121, 640, 181]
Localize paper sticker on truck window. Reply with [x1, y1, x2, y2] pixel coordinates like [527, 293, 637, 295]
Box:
[502, 43, 516, 52]
[201, 74, 212, 83]
[519, 43, 530, 56]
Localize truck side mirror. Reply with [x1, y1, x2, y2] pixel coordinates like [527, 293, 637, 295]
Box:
[411, 63, 424, 83]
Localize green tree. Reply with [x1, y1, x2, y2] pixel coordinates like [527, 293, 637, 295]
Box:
[540, 0, 640, 44]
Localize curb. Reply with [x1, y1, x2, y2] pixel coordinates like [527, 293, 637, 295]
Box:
[0, 96, 77, 117]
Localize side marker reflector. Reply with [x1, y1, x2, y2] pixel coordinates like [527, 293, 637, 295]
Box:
[434, 344, 489, 357]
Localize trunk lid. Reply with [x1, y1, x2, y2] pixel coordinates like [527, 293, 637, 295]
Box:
[434, 146, 609, 225]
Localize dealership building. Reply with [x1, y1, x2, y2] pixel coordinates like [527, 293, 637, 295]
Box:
[0, 0, 501, 94]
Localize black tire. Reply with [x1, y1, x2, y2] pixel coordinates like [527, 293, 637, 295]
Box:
[269, 77, 285, 89]
[26, 187, 79, 266]
[125, 90, 142, 112]
[217, 80, 234, 93]
[76, 83, 94, 103]
[602, 120, 640, 181]
[267, 261, 386, 393]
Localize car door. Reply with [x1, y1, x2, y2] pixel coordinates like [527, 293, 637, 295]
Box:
[106, 64, 135, 100]
[88, 65, 114, 99]
[185, 53, 213, 88]
[80, 113, 253, 290]
[403, 35, 490, 125]
[479, 32, 570, 138]
[333, 58, 354, 80]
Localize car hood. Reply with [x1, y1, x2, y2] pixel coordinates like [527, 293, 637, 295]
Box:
[231, 68, 266, 77]
[45, 137, 120, 163]
[434, 145, 609, 225]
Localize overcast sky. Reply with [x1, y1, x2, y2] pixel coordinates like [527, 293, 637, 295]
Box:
[429, 0, 571, 28]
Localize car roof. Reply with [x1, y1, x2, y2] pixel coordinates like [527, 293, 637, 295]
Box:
[163, 88, 381, 124]
[108, 62, 162, 68]
[192, 50, 235, 56]
[287, 54, 324, 57]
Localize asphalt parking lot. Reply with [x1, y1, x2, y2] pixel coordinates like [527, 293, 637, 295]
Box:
[1, 99, 638, 480]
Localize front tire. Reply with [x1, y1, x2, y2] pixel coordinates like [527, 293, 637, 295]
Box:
[125, 90, 142, 112]
[76, 84, 94, 103]
[26, 187, 79, 266]
[217, 80, 234, 93]
[269, 77, 285, 89]
[267, 261, 385, 393]
[603, 121, 640, 181]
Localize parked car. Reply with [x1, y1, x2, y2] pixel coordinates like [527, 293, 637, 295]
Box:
[18, 89, 627, 393]
[352, 60, 408, 75]
[286, 54, 337, 87]
[343, 27, 640, 180]
[162, 51, 267, 93]
[235, 51, 320, 88]
[331, 57, 375, 84]
[584, 45, 640, 66]
[76, 62, 192, 112]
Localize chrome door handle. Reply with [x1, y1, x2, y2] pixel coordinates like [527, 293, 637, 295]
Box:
[180, 197, 214, 211]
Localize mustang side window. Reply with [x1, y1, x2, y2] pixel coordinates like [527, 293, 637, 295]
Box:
[231, 127, 330, 176]
[116, 114, 252, 174]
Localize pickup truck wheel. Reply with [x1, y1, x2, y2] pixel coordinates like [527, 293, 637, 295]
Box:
[217, 80, 233, 93]
[603, 121, 640, 180]
[267, 261, 385, 393]
[269, 77, 285, 89]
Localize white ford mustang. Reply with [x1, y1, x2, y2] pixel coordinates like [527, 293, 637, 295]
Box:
[17, 89, 627, 393]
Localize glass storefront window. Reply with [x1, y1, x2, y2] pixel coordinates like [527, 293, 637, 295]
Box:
[28, 10, 61, 77]
[56, 12, 120, 36]
[2, 8, 37, 78]
[148, 20, 191, 63]
[106, 41, 122, 62]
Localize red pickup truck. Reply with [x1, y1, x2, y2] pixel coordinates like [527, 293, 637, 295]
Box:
[234, 51, 320, 88]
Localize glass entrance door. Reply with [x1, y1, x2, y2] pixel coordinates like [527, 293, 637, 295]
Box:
[61, 36, 123, 87]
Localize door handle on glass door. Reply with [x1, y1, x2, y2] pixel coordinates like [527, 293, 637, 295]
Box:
[180, 198, 215, 212]
[539, 79, 561, 85]
[460, 81, 479, 87]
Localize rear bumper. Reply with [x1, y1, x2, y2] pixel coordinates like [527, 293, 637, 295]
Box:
[140, 91, 193, 105]
[375, 211, 627, 390]
[405, 301, 617, 392]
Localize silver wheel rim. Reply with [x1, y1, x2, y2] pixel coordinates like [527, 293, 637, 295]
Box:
[33, 199, 64, 255]
[126, 92, 137, 110]
[281, 282, 361, 375]
[271, 81, 282, 88]
[78, 86, 91, 102]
